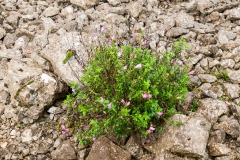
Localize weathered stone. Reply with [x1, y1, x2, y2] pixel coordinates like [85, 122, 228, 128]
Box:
[227, 7, 240, 20]
[166, 27, 189, 37]
[0, 90, 10, 104]
[43, 7, 59, 17]
[0, 27, 6, 39]
[227, 69, 240, 84]
[209, 85, 223, 98]
[125, 136, 143, 158]
[199, 83, 218, 99]
[179, 92, 194, 113]
[77, 148, 87, 160]
[70, 0, 101, 10]
[208, 130, 226, 145]
[223, 83, 240, 99]
[208, 143, 231, 156]
[190, 76, 201, 86]
[175, 13, 194, 29]
[199, 58, 208, 70]
[3, 33, 16, 48]
[0, 103, 5, 115]
[220, 59, 235, 69]
[127, 2, 142, 18]
[0, 49, 22, 59]
[4, 105, 16, 119]
[198, 74, 217, 83]
[210, 11, 219, 21]
[51, 140, 77, 160]
[107, 0, 121, 6]
[144, 114, 210, 159]
[197, 98, 229, 123]
[189, 54, 203, 65]
[6, 11, 20, 27]
[21, 129, 33, 143]
[87, 136, 131, 160]
[41, 32, 88, 85]
[214, 118, 240, 138]
[104, 13, 127, 24]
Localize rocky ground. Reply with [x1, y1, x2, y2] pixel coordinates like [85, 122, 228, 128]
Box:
[0, 0, 240, 159]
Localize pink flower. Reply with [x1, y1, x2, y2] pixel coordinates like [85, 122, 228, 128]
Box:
[112, 35, 116, 39]
[123, 65, 128, 70]
[101, 27, 105, 32]
[121, 99, 126, 105]
[149, 127, 155, 131]
[189, 70, 195, 75]
[134, 80, 137, 84]
[171, 59, 175, 63]
[146, 139, 150, 143]
[142, 93, 148, 99]
[93, 136, 96, 141]
[147, 94, 152, 99]
[61, 125, 65, 130]
[178, 60, 183, 66]
[72, 88, 76, 92]
[93, 35, 98, 40]
[100, 97, 104, 103]
[126, 102, 130, 106]
[62, 131, 66, 135]
[147, 130, 152, 134]
[157, 112, 163, 116]
[107, 103, 112, 108]
[135, 64, 142, 69]
[142, 40, 147, 45]
[225, 101, 230, 105]
[117, 52, 122, 57]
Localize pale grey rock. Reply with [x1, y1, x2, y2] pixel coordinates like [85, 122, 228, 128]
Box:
[199, 83, 218, 99]
[234, 98, 240, 105]
[223, 83, 240, 99]
[179, 92, 194, 113]
[0, 90, 10, 104]
[227, 7, 240, 20]
[190, 76, 201, 86]
[195, 64, 206, 74]
[51, 140, 77, 159]
[208, 130, 225, 145]
[144, 114, 210, 159]
[147, 0, 159, 7]
[30, 52, 52, 71]
[104, 13, 127, 24]
[189, 54, 203, 65]
[208, 59, 220, 68]
[198, 74, 217, 83]
[87, 136, 131, 160]
[5, 11, 20, 27]
[4, 105, 16, 119]
[0, 49, 22, 59]
[186, 0, 198, 12]
[209, 85, 223, 98]
[222, 46, 240, 62]
[43, 7, 59, 17]
[199, 58, 208, 70]
[42, 17, 56, 33]
[3, 59, 42, 101]
[175, 13, 194, 29]
[227, 69, 240, 84]
[218, 30, 229, 45]
[14, 36, 29, 50]
[70, 0, 101, 10]
[107, 0, 121, 6]
[21, 129, 32, 143]
[197, 98, 229, 123]
[41, 32, 88, 85]
[127, 2, 142, 18]
[166, 27, 189, 37]
[214, 118, 240, 138]
[61, 6, 74, 19]
[53, 138, 62, 148]
[220, 59, 235, 69]
[0, 27, 6, 39]
[3, 33, 16, 48]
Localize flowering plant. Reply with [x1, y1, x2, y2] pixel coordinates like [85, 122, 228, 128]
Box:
[64, 31, 190, 145]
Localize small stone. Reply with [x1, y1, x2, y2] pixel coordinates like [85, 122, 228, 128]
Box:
[51, 140, 77, 160]
[210, 11, 219, 21]
[43, 7, 59, 17]
[198, 74, 217, 83]
[208, 143, 231, 156]
[223, 83, 240, 99]
[4, 105, 16, 119]
[21, 129, 32, 143]
[128, 2, 143, 18]
[0, 27, 6, 39]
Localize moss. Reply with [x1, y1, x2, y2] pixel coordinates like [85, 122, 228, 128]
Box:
[14, 80, 34, 108]
[62, 49, 73, 64]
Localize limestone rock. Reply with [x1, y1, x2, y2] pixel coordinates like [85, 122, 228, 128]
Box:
[43, 7, 59, 17]
[125, 136, 143, 158]
[107, 0, 121, 6]
[175, 13, 194, 29]
[227, 7, 240, 20]
[86, 136, 131, 160]
[70, 0, 101, 10]
[127, 2, 143, 18]
[197, 98, 229, 123]
[0, 27, 6, 39]
[41, 32, 88, 85]
[223, 83, 240, 99]
[104, 13, 127, 24]
[51, 140, 77, 160]
[208, 143, 231, 156]
[198, 74, 217, 83]
[144, 114, 210, 159]
[166, 27, 189, 37]
[227, 69, 240, 84]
